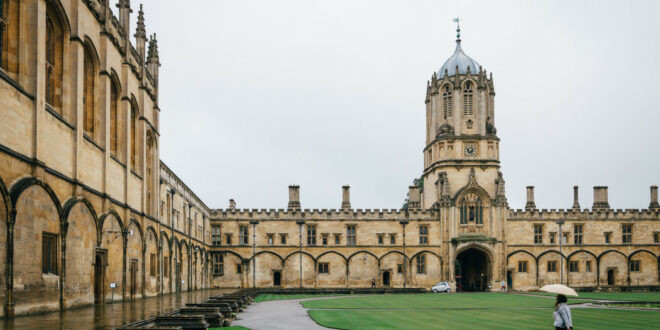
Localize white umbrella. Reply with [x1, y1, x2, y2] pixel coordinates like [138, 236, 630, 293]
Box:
[539, 284, 578, 297]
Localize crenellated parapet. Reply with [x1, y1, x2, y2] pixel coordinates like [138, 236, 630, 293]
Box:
[210, 207, 434, 221]
[160, 161, 210, 218]
[508, 208, 660, 221]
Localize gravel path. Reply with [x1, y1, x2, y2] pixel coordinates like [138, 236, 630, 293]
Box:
[232, 296, 349, 330]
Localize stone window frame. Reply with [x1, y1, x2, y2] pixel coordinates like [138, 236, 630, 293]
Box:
[586, 260, 592, 272]
[42, 232, 59, 275]
[236, 263, 242, 274]
[318, 262, 329, 274]
[654, 232, 660, 244]
[622, 224, 633, 244]
[547, 260, 557, 273]
[442, 84, 453, 119]
[518, 261, 528, 273]
[306, 224, 317, 246]
[239, 225, 249, 245]
[346, 224, 357, 246]
[397, 264, 403, 274]
[569, 260, 579, 273]
[149, 253, 157, 277]
[533, 223, 543, 244]
[604, 232, 612, 244]
[212, 254, 223, 276]
[419, 225, 429, 245]
[334, 233, 341, 245]
[629, 260, 640, 272]
[163, 257, 170, 277]
[279, 233, 287, 245]
[211, 224, 222, 247]
[549, 232, 556, 244]
[416, 255, 426, 274]
[377, 233, 384, 245]
[573, 224, 584, 245]
[389, 233, 396, 245]
[321, 233, 329, 246]
[225, 233, 233, 245]
[462, 81, 474, 116]
[267, 233, 274, 246]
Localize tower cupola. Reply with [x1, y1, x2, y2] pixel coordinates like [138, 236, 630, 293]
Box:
[437, 19, 481, 77]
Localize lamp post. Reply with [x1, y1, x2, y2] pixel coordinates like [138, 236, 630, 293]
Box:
[556, 220, 564, 284]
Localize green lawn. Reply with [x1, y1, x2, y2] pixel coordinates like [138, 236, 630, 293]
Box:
[253, 293, 342, 302]
[309, 308, 660, 330]
[525, 291, 660, 302]
[301, 293, 586, 309]
[304, 293, 660, 330]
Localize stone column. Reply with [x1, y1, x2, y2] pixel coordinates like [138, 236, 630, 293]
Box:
[525, 186, 536, 210]
[649, 185, 659, 209]
[341, 185, 351, 209]
[572, 186, 580, 210]
[288, 185, 300, 211]
[592, 186, 610, 210]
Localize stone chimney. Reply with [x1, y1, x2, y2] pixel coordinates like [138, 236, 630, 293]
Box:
[592, 186, 610, 210]
[572, 186, 580, 210]
[229, 199, 236, 210]
[288, 185, 300, 211]
[650, 185, 659, 209]
[408, 186, 421, 210]
[341, 185, 351, 209]
[525, 186, 536, 210]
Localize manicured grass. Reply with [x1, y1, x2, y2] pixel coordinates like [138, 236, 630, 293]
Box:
[308, 308, 660, 330]
[301, 293, 587, 309]
[526, 291, 660, 302]
[253, 293, 342, 302]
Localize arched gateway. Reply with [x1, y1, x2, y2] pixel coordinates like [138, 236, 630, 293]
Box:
[456, 247, 491, 291]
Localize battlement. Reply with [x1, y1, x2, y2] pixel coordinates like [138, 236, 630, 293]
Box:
[508, 208, 660, 220]
[210, 207, 433, 220]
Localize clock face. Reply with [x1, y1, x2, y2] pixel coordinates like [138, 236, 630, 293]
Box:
[464, 144, 477, 157]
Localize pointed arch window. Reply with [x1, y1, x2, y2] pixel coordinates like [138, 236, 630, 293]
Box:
[130, 103, 138, 169]
[463, 81, 474, 116]
[442, 85, 453, 119]
[1, 0, 19, 74]
[459, 192, 482, 225]
[44, 7, 63, 111]
[83, 45, 95, 136]
[110, 82, 119, 155]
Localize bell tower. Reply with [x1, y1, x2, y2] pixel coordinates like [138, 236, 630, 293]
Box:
[421, 21, 504, 210]
[422, 20, 508, 291]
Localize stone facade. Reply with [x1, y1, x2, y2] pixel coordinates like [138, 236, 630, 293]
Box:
[0, 0, 659, 319]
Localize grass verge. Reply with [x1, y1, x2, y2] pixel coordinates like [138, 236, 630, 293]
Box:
[253, 293, 343, 302]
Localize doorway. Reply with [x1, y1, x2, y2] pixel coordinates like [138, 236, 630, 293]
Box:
[456, 248, 490, 291]
[607, 268, 615, 285]
[94, 250, 106, 304]
[130, 259, 138, 299]
[273, 270, 282, 286]
[382, 271, 391, 286]
[507, 270, 513, 290]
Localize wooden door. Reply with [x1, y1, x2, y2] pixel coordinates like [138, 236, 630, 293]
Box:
[94, 251, 106, 304]
[130, 259, 138, 298]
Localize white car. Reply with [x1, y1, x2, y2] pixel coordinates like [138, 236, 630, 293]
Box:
[431, 281, 451, 293]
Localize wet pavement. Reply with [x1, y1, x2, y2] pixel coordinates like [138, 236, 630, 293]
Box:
[0, 289, 235, 330]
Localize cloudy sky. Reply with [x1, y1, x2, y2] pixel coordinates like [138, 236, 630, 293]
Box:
[118, 0, 660, 210]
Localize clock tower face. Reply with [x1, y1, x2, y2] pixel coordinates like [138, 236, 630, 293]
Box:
[464, 143, 477, 157]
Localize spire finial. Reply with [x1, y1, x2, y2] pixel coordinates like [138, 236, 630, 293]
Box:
[453, 17, 461, 42]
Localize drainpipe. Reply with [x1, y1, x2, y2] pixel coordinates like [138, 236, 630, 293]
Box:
[297, 220, 304, 288]
[556, 219, 564, 285]
[400, 219, 409, 288]
[250, 220, 258, 288]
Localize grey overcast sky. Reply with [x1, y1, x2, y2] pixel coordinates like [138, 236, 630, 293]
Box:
[117, 0, 660, 210]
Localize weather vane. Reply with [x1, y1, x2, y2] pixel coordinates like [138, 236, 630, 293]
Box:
[453, 17, 461, 41]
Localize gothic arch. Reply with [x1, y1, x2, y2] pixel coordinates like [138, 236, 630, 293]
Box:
[98, 209, 125, 244]
[217, 249, 245, 261]
[128, 218, 144, 241]
[82, 36, 100, 68]
[109, 68, 122, 93]
[628, 249, 657, 260]
[159, 231, 171, 251]
[250, 250, 284, 263]
[284, 251, 316, 263]
[379, 250, 407, 262]
[597, 249, 627, 261]
[144, 226, 158, 252]
[409, 250, 443, 265]
[507, 249, 536, 262]
[9, 176, 63, 223]
[62, 196, 99, 236]
[317, 250, 347, 263]
[567, 249, 598, 261]
[45, 0, 72, 35]
[536, 249, 567, 261]
[0, 175, 10, 222]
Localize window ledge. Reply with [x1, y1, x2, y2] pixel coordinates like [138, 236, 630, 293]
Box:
[45, 104, 74, 130]
[110, 154, 126, 168]
[83, 133, 105, 152]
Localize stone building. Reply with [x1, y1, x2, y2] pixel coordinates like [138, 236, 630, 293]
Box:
[0, 0, 658, 319]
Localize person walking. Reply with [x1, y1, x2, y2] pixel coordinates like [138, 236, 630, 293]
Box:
[553, 294, 573, 330]
[501, 280, 506, 291]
